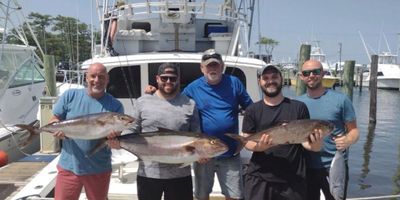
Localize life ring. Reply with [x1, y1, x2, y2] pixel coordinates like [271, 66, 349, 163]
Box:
[0, 150, 8, 167]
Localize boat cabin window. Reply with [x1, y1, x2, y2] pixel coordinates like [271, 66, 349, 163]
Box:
[107, 66, 141, 98]
[225, 66, 247, 88]
[147, 63, 247, 91]
[9, 61, 45, 88]
[147, 63, 203, 91]
[132, 22, 151, 32]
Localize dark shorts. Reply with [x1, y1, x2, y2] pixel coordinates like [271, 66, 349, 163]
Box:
[244, 174, 306, 200]
[137, 175, 193, 200]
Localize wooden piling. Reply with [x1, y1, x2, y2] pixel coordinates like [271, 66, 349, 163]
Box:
[359, 67, 363, 92]
[296, 44, 310, 96]
[43, 55, 57, 97]
[369, 55, 378, 124]
[342, 60, 355, 101]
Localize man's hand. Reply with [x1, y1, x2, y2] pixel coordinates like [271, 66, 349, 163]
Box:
[107, 138, 121, 149]
[107, 130, 121, 139]
[107, 130, 122, 149]
[245, 134, 274, 152]
[197, 157, 210, 164]
[302, 129, 324, 152]
[144, 85, 157, 94]
[48, 116, 66, 139]
[53, 131, 66, 139]
[333, 134, 352, 151]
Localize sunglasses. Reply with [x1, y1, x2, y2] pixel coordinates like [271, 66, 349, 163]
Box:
[301, 68, 322, 77]
[160, 76, 178, 82]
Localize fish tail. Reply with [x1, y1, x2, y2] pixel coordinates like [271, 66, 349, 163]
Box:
[225, 133, 247, 155]
[15, 124, 40, 147]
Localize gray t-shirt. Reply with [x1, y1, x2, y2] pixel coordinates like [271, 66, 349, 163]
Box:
[126, 93, 200, 179]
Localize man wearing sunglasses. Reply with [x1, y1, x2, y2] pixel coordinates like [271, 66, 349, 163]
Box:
[241, 64, 323, 200]
[111, 63, 200, 200]
[298, 60, 359, 200]
[183, 49, 253, 200]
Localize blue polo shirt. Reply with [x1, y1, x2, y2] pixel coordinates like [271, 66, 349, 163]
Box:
[183, 75, 253, 157]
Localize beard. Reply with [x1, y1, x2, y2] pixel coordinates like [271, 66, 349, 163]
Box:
[262, 82, 282, 97]
[158, 83, 178, 96]
[205, 73, 222, 83]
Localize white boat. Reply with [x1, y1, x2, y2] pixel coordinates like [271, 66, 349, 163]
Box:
[11, 0, 265, 199]
[310, 41, 340, 88]
[362, 52, 400, 89]
[0, 0, 47, 164]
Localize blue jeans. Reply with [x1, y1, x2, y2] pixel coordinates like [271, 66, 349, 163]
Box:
[193, 155, 243, 199]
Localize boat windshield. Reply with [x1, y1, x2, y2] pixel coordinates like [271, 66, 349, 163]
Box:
[0, 45, 41, 98]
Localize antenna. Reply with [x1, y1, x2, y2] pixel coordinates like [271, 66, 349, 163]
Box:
[382, 32, 392, 53]
[358, 31, 371, 62]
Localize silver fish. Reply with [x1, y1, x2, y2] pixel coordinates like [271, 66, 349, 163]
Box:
[329, 150, 346, 200]
[227, 119, 334, 145]
[117, 128, 228, 164]
[15, 112, 135, 140]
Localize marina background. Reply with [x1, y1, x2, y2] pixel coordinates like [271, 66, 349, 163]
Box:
[283, 85, 400, 198]
[19, 0, 400, 65]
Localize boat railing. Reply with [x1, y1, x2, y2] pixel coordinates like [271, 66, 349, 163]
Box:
[108, 1, 247, 22]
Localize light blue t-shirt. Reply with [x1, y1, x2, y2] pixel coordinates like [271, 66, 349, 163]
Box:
[297, 89, 356, 169]
[53, 89, 123, 175]
[183, 74, 253, 157]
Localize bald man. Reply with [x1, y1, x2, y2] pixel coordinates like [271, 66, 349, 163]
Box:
[50, 63, 123, 200]
[297, 60, 359, 200]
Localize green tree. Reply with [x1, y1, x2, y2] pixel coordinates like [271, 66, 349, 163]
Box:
[28, 12, 53, 54]
[257, 36, 279, 63]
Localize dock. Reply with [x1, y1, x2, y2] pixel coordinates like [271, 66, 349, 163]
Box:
[0, 155, 56, 200]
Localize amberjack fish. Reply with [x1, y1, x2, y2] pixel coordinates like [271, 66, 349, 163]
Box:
[15, 112, 135, 141]
[113, 128, 228, 165]
[329, 150, 346, 200]
[226, 119, 334, 153]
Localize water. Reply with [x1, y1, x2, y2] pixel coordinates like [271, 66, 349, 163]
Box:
[282, 86, 400, 198]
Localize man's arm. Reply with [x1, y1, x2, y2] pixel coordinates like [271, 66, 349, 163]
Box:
[243, 133, 274, 152]
[334, 120, 359, 151]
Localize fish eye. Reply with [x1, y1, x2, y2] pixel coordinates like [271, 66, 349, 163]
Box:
[210, 140, 215, 145]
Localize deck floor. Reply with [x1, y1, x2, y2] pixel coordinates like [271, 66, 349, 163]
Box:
[0, 161, 49, 200]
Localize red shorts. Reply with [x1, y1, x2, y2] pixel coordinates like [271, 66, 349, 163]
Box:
[55, 165, 111, 200]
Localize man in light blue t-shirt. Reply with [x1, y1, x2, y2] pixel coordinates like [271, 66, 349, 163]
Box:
[297, 60, 359, 200]
[50, 63, 123, 200]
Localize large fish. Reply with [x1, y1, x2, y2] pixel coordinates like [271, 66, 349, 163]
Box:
[113, 128, 228, 165]
[329, 150, 346, 200]
[15, 112, 135, 141]
[226, 119, 334, 152]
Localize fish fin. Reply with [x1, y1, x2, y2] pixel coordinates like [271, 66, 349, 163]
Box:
[86, 139, 108, 157]
[184, 145, 196, 154]
[178, 162, 192, 168]
[225, 133, 247, 155]
[155, 127, 175, 132]
[275, 121, 289, 126]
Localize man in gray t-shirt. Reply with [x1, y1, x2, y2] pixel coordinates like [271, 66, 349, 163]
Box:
[123, 63, 200, 200]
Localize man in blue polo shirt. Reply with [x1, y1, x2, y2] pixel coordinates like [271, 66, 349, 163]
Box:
[183, 49, 253, 200]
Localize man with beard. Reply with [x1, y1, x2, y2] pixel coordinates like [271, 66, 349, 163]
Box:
[110, 63, 200, 200]
[297, 60, 359, 200]
[241, 64, 323, 200]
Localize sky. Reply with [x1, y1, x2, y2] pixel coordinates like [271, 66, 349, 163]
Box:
[15, 0, 400, 65]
